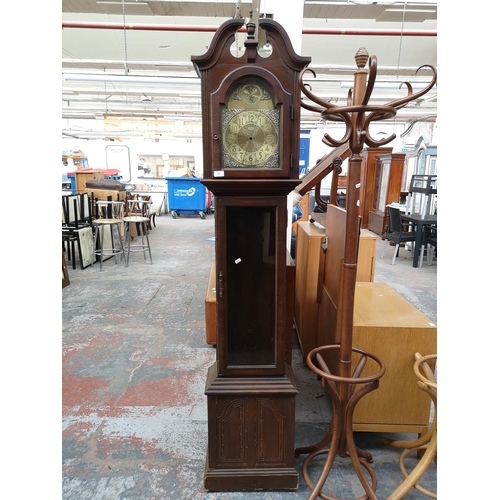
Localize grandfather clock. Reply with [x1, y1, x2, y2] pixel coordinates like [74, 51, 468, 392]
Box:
[192, 18, 310, 491]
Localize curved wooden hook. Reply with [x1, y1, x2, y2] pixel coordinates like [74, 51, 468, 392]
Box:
[361, 55, 378, 106]
[298, 67, 338, 110]
[385, 65, 437, 110]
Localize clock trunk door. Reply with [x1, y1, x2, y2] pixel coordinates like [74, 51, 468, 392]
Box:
[216, 196, 286, 376]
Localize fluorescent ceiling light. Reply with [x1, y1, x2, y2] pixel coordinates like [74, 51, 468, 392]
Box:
[340, 81, 436, 89]
[63, 74, 200, 85]
[96, 1, 148, 5]
[386, 8, 436, 12]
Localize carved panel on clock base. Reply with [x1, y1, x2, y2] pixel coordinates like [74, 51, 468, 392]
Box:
[204, 363, 299, 491]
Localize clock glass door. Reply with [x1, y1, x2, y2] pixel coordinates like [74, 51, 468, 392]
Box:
[225, 205, 276, 368]
[213, 193, 289, 377]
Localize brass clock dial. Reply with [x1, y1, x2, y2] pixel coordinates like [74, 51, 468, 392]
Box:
[221, 77, 280, 170]
[223, 110, 278, 167]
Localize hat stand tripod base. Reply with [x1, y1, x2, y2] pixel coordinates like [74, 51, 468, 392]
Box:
[295, 345, 386, 500]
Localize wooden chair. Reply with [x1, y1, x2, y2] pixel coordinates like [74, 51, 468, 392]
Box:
[147, 197, 163, 229]
[385, 352, 437, 499]
[138, 195, 156, 230]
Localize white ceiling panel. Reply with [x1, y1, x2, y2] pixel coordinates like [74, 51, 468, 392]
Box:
[62, 0, 438, 138]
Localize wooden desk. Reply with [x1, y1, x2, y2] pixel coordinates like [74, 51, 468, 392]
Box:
[336, 282, 437, 433]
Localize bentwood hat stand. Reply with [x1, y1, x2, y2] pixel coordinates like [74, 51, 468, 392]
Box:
[295, 45, 436, 500]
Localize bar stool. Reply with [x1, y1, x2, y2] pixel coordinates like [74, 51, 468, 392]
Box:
[122, 197, 153, 267]
[92, 200, 125, 271]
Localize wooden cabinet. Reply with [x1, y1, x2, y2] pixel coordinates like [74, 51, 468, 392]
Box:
[294, 202, 436, 433]
[294, 222, 325, 360]
[368, 152, 406, 235]
[294, 217, 376, 361]
[359, 147, 392, 230]
[319, 282, 437, 434]
[357, 229, 376, 282]
[74, 170, 104, 194]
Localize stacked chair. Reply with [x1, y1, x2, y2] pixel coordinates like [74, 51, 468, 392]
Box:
[62, 193, 94, 270]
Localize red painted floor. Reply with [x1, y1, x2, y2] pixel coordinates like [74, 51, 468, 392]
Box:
[62, 213, 436, 499]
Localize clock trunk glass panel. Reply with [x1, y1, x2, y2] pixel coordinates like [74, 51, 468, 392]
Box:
[225, 206, 276, 367]
[222, 78, 280, 170]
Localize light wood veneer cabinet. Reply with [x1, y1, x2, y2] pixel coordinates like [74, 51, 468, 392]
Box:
[294, 221, 376, 361]
[294, 203, 436, 434]
[344, 282, 436, 433]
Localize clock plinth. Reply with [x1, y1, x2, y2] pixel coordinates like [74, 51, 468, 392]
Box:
[204, 363, 299, 491]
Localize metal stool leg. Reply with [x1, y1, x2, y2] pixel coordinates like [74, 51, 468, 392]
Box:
[142, 221, 152, 264]
[125, 221, 132, 267]
[99, 224, 105, 271]
[110, 223, 123, 264]
[140, 222, 147, 261]
[91, 226, 98, 268]
[124, 219, 152, 266]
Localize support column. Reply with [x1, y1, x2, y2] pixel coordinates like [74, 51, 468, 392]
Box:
[259, 0, 304, 54]
[259, 0, 305, 250]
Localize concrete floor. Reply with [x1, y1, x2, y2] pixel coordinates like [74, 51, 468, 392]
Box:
[62, 211, 437, 500]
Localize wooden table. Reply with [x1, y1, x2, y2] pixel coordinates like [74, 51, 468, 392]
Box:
[401, 212, 437, 267]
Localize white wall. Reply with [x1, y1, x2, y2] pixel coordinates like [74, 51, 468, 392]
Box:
[62, 135, 204, 183]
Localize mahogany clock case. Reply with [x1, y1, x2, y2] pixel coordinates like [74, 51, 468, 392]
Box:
[192, 18, 310, 491]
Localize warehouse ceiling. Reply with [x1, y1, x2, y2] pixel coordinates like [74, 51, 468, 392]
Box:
[62, 0, 437, 140]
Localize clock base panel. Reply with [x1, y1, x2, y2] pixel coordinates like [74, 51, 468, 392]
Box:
[204, 362, 299, 491]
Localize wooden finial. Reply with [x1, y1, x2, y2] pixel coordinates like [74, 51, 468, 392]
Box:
[355, 47, 369, 69]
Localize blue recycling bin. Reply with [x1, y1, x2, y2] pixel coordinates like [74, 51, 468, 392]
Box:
[67, 172, 76, 194]
[166, 177, 210, 219]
